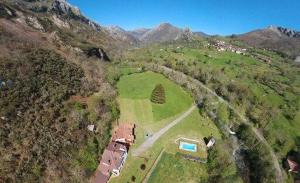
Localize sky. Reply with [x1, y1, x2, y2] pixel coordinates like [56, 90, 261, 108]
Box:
[68, 0, 300, 35]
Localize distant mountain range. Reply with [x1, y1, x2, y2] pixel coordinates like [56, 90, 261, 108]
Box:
[236, 26, 300, 58]
[106, 22, 300, 58]
[2, 0, 299, 59]
[106, 23, 201, 45]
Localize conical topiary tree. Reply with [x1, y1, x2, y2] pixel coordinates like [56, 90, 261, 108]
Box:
[151, 84, 166, 104]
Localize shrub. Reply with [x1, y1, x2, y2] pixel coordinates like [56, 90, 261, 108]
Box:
[140, 164, 146, 170]
[150, 84, 166, 104]
[131, 176, 136, 182]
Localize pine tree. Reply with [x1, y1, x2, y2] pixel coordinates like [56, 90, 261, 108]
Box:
[151, 84, 166, 104]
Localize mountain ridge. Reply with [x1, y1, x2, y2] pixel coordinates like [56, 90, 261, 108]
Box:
[236, 25, 300, 58]
[106, 22, 203, 44]
[3, 0, 300, 58]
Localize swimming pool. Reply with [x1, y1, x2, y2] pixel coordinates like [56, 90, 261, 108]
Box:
[179, 142, 197, 152]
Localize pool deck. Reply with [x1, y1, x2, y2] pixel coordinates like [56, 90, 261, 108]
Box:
[170, 136, 207, 160]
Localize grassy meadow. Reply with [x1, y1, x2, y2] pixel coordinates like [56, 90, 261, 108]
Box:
[117, 71, 193, 121]
[148, 152, 208, 183]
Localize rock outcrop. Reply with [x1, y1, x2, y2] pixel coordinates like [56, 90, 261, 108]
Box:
[50, 0, 102, 31]
[275, 26, 300, 38]
[51, 0, 81, 16]
[85, 47, 110, 61]
[128, 28, 151, 40]
[0, 3, 16, 18]
[26, 16, 44, 31]
[106, 26, 139, 45]
[295, 56, 300, 63]
[237, 26, 300, 57]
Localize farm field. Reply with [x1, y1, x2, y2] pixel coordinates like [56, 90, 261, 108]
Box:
[111, 71, 222, 183]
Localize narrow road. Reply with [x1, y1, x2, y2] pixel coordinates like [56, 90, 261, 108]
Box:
[144, 64, 283, 183]
[248, 125, 284, 183]
[132, 105, 196, 157]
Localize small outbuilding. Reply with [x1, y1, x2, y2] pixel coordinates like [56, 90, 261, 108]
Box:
[205, 137, 216, 148]
[287, 158, 299, 173]
[87, 125, 95, 132]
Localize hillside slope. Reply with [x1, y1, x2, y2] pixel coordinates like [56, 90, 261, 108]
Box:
[0, 1, 118, 182]
[108, 23, 203, 45]
[237, 26, 300, 59]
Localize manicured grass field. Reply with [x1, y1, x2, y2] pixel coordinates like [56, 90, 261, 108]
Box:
[117, 71, 193, 121]
[118, 98, 153, 124]
[148, 152, 208, 183]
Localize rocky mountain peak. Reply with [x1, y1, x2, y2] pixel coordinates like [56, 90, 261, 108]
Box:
[106, 25, 138, 44]
[133, 28, 150, 33]
[51, 0, 81, 16]
[267, 25, 300, 38]
[156, 23, 175, 30]
[107, 25, 126, 32]
[50, 0, 102, 31]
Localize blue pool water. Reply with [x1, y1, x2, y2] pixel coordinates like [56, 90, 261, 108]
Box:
[179, 142, 197, 152]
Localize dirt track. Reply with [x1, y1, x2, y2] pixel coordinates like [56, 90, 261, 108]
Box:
[132, 105, 196, 157]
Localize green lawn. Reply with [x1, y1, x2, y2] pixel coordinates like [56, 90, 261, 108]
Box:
[118, 98, 153, 124]
[148, 152, 208, 183]
[117, 71, 193, 121]
[117, 71, 195, 147]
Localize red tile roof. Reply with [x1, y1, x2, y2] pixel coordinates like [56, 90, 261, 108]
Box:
[100, 142, 127, 171]
[92, 170, 109, 183]
[92, 123, 135, 183]
[112, 123, 135, 145]
[287, 159, 299, 173]
[92, 142, 127, 183]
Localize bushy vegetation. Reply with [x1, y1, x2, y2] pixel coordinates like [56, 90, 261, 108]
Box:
[0, 49, 81, 182]
[0, 2, 121, 182]
[202, 143, 243, 183]
[237, 124, 276, 183]
[150, 84, 166, 104]
[0, 49, 116, 182]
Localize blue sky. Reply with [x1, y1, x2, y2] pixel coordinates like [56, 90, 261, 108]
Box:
[68, 0, 300, 35]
